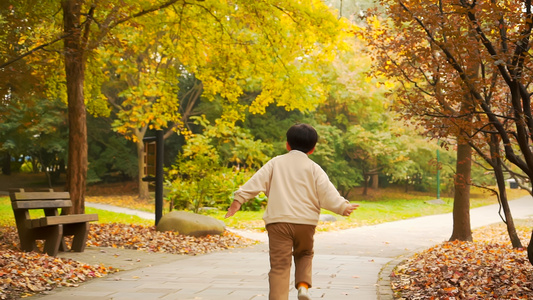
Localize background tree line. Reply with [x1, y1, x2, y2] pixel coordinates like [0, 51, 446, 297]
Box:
[0, 0, 498, 208]
[3, 0, 529, 259]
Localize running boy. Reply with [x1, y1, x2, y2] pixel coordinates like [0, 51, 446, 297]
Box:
[225, 123, 359, 300]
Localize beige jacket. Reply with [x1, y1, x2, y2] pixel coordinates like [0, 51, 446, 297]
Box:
[233, 150, 350, 225]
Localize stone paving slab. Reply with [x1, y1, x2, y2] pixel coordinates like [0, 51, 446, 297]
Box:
[32, 245, 388, 300]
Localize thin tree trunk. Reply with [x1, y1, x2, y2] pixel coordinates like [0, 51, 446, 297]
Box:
[494, 166, 522, 247]
[62, 0, 87, 214]
[362, 173, 369, 196]
[490, 134, 523, 248]
[371, 173, 379, 189]
[2, 152, 11, 175]
[137, 140, 150, 200]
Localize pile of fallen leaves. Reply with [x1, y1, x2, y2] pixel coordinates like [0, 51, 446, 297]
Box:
[0, 250, 111, 300]
[0, 223, 255, 300]
[86, 223, 256, 254]
[391, 222, 533, 299]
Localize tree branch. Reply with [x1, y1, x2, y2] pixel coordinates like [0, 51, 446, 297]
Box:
[0, 34, 70, 69]
[1, 0, 186, 69]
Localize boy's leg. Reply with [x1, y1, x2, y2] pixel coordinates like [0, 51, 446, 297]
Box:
[293, 224, 316, 289]
[266, 223, 294, 300]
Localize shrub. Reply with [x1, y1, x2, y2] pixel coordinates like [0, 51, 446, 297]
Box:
[165, 118, 272, 213]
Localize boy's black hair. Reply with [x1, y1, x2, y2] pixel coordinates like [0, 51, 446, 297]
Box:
[286, 123, 318, 153]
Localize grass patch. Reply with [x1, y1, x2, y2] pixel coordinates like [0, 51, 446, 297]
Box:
[0, 196, 14, 227]
[0, 196, 153, 227]
[86, 207, 154, 226]
[202, 186, 530, 232]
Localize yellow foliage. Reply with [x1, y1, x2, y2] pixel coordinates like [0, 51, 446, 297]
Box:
[6, 0, 349, 147]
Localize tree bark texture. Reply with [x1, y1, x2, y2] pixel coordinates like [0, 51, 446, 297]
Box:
[62, 0, 87, 214]
[449, 140, 472, 242]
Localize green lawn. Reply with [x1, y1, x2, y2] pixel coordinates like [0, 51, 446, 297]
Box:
[0, 197, 153, 227]
[201, 187, 530, 231]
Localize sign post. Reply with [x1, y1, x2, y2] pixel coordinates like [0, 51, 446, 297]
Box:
[142, 130, 164, 225]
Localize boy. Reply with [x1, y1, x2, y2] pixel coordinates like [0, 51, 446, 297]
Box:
[225, 123, 359, 300]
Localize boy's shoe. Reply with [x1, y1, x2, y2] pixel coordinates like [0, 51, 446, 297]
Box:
[297, 286, 311, 300]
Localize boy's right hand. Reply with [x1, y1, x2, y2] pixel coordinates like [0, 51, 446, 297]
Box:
[225, 200, 242, 218]
[343, 203, 359, 216]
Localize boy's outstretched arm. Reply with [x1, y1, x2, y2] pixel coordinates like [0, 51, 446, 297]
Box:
[225, 200, 242, 218]
[342, 203, 359, 216]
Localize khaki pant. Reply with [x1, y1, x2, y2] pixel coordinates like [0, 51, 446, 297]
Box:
[266, 223, 316, 300]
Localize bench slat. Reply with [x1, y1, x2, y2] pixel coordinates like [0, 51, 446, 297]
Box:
[12, 192, 71, 201]
[37, 214, 99, 227]
[12, 200, 72, 210]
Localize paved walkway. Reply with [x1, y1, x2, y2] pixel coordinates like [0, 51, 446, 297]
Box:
[29, 196, 533, 300]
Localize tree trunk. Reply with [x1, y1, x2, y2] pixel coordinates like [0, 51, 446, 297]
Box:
[494, 166, 522, 248]
[137, 140, 150, 200]
[2, 152, 11, 175]
[362, 173, 369, 196]
[371, 173, 379, 189]
[62, 0, 87, 214]
[449, 140, 472, 241]
[490, 134, 523, 248]
[528, 234, 533, 264]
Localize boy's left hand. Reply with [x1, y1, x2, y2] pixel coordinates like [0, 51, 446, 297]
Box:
[343, 203, 359, 216]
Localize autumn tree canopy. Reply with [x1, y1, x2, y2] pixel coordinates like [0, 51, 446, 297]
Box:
[0, 0, 350, 209]
[364, 0, 533, 181]
[362, 0, 533, 254]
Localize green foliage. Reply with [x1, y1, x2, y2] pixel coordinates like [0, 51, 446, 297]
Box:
[311, 124, 362, 196]
[0, 94, 68, 177]
[87, 116, 138, 183]
[167, 164, 235, 213]
[189, 116, 272, 169]
[241, 192, 268, 212]
[166, 119, 272, 212]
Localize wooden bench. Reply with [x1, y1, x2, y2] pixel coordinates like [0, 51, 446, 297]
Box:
[9, 188, 99, 256]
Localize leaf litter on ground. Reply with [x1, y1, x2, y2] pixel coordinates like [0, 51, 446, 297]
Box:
[0, 223, 256, 300]
[391, 219, 533, 299]
[2, 211, 533, 299]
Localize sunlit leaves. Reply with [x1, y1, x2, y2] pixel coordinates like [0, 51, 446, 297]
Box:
[144, 0, 349, 116]
[98, 0, 349, 145]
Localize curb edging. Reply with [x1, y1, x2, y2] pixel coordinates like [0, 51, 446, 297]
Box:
[377, 256, 406, 300]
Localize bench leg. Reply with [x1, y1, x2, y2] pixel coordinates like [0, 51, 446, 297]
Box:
[41, 225, 63, 256]
[64, 222, 90, 252]
[59, 237, 69, 252]
[13, 216, 38, 252]
[17, 231, 39, 253]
